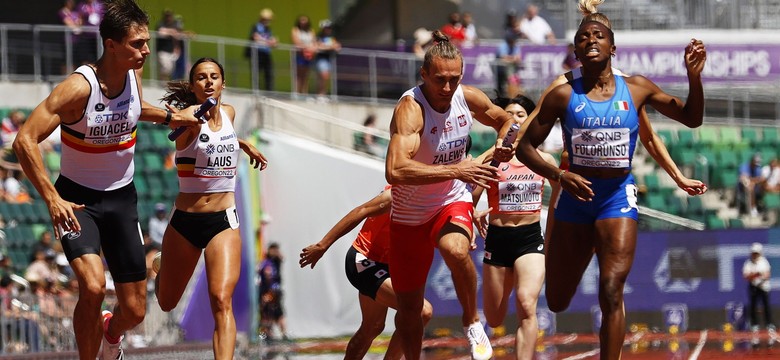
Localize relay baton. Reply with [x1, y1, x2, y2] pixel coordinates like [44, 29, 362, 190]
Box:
[167, 97, 217, 141]
[489, 122, 521, 167]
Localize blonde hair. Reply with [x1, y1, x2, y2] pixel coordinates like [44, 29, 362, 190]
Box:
[422, 30, 462, 70]
[578, 0, 612, 29]
[577, 0, 613, 43]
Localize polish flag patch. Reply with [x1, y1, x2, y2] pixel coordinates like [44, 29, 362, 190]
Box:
[613, 101, 630, 111]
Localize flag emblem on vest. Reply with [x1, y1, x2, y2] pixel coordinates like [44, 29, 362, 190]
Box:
[613, 101, 629, 111]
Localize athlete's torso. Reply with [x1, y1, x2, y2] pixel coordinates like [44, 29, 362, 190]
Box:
[487, 160, 546, 216]
[60, 65, 140, 191]
[391, 85, 473, 225]
[176, 108, 240, 194]
[562, 75, 639, 170]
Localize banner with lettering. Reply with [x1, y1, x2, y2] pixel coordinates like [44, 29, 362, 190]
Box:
[460, 44, 780, 89]
[424, 228, 780, 316]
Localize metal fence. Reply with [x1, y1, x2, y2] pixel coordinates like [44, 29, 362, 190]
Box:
[0, 292, 182, 355]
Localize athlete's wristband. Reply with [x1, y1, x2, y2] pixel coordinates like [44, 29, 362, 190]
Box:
[554, 170, 566, 182]
[162, 110, 172, 126]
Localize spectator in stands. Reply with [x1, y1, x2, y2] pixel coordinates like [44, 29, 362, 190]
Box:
[247, 8, 278, 91]
[738, 153, 766, 217]
[75, 0, 104, 66]
[743, 243, 775, 336]
[315, 19, 341, 97]
[461, 12, 477, 47]
[763, 158, 780, 193]
[171, 13, 192, 81]
[259, 242, 288, 341]
[440, 12, 465, 47]
[156, 9, 183, 81]
[4, 170, 31, 204]
[147, 202, 168, 250]
[412, 28, 434, 61]
[59, 0, 83, 73]
[354, 114, 385, 158]
[495, 31, 522, 97]
[25, 249, 59, 286]
[1, 110, 26, 145]
[562, 42, 581, 71]
[0, 252, 16, 278]
[291, 15, 317, 94]
[518, 4, 556, 45]
[30, 230, 54, 263]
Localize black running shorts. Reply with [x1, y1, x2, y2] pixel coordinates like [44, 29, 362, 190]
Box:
[55, 176, 146, 283]
[344, 245, 390, 299]
[482, 221, 545, 268]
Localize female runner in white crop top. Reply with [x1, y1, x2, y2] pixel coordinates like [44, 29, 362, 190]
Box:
[154, 57, 267, 360]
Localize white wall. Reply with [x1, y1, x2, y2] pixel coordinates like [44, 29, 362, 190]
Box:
[258, 130, 392, 338]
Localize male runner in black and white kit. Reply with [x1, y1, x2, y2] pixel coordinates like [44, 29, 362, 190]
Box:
[12, 1, 198, 359]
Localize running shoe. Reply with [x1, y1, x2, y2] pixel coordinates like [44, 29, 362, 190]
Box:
[100, 310, 124, 360]
[465, 322, 493, 360]
[152, 252, 162, 274]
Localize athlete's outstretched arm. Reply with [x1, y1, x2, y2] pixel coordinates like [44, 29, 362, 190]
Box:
[462, 85, 516, 163]
[637, 108, 706, 196]
[629, 40, 705, 128]
[299, 189, 392, 269]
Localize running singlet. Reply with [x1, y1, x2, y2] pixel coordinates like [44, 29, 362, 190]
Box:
[176, 108, 240, 193]
[562, 75, 639, 169]
[352, 212, 391, 264]
[60, 66, 140, 191]
[391, 85, 473, 225]
[487, 162, 546, 215]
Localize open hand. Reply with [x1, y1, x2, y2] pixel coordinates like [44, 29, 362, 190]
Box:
[684, 38, 706, 77]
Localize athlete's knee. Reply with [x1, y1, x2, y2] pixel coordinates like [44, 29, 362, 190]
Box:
[485, 311, 503, 328]
[79, 278, 107, 305]
[209, 290, 234, 314]
[599, 276, 626, 311]
[122, 302, 146, 327]
[357, 320, 385, 339]
[421, 301, 433, 325]
[440, 242, 470, 264]
[515, 290, 539, 319]
[545, 287, 571, 313]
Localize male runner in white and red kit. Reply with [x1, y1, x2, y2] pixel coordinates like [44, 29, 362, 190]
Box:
[384, 30, 517, 360]
[12, 1, 198, 359]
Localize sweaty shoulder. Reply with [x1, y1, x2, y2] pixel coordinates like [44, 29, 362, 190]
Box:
[392, 95, 424, 134]
[47, 73, 92, 123]
[222, 103, 236, 120]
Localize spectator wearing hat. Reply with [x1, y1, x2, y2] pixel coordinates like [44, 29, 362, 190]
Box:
[29, 230, 54, 263]
[743, 243, 775, 334]
[24, 249, 59, 286]
[247, 8, 278, 91]
[156, 9, 184, 81]
[315, 19, 341, 97]
[148, 203, 169, 251]
[738, 153, 767, 217]
[412, 28, 433, 60]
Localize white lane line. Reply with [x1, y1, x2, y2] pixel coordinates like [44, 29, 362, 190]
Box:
[563, 348, 600, 360]
[688, 330, 708, 360]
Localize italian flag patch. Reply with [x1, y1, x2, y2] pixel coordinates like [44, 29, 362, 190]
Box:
[613, 101, 629, 111]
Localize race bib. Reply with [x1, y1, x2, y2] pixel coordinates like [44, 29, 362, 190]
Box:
[354, 252, 376, 273]
[498, 180, 543, 212]
[194, 140, 238, 177]
[571, 128, 630, 168]
[225, 206, 240, 229]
